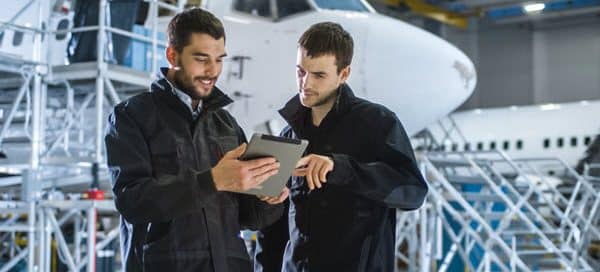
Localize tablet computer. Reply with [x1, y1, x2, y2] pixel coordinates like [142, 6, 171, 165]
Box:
[239, 133, 308, 197]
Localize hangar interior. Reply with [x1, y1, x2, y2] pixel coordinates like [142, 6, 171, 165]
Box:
[0, 0, 599, 271]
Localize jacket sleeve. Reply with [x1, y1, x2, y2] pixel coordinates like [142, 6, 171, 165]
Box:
[238, 195, 284, 230]
[227, 113, 285, 230]
[105, 104, 218, 224]
[326, 115, 428, 210]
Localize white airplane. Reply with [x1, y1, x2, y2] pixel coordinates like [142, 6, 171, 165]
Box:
[1, 0, 477, 136]
[426, 100, 600, 169]
[199, 0, 477, 136]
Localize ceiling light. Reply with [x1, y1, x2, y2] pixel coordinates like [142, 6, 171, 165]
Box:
[540, 103, 560, 111]
[523, 3, 545, 13]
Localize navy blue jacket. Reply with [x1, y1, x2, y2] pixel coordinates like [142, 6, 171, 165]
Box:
[105, 71, 283, 272]
[255, 84, 428, 272]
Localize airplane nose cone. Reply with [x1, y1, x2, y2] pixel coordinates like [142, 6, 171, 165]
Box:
[356, 15, 476, 135]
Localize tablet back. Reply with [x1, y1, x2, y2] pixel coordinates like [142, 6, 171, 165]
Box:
[239, 133, 308, 197]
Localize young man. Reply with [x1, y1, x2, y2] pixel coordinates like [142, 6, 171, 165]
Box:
[105, 8, 288, 272]
[255, 22, 428, 272]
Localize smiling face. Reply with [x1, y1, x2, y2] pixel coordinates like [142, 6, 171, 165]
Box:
[296, 46, 350, 109]
[166, 33, 226, 99]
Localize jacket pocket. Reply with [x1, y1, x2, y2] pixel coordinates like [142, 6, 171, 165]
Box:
[149, 136, 182, 176]
[142, 213, 210, 256]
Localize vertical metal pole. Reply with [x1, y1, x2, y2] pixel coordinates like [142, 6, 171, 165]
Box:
[37, 208, 45, 272]
[87, 205, 97, 272]
[30, 0, 44, 169]
[96, 0, 107, 164]
[511, 236, 516, 272]
[419, 207, 429, 272]
[151, 0, 158, 77]
[27, 201, 36, 272]
[65, 82, 74, 151]
[409, 212, 417, 271]
[75, 214, 82, 264]
[44, 212, 52, 272]
[40, 82, 48, 155]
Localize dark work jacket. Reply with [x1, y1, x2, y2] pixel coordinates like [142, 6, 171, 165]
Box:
[105, 70, 283, 272]
[255, 84, 428, 272]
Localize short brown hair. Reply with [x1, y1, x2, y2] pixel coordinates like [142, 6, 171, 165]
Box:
[167, 8, 225, 52]
[298, 22, 354, 73]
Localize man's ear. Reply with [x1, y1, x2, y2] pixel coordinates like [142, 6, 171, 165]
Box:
[166, 46, 178, 68]
[340, 66, 351, 83]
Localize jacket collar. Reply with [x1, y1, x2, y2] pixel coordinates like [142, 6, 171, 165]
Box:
[152, 68, 233, 120]
[279, 83, 358, 134]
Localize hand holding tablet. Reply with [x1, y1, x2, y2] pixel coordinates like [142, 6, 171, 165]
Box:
[239, 134, 308, 197]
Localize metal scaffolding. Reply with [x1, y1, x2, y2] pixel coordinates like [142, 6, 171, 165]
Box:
[0, 1, 186, 271]
[1, 1, 599, 271]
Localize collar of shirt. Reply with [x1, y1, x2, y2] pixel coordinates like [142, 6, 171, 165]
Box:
[164, 77, 203, 119]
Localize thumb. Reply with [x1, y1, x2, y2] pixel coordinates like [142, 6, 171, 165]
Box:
[225, 143, 247, 159]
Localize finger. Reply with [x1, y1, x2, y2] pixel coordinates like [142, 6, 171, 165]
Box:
[261, 196, 276, 203]
[311, 162, 321, 189]
[265, 188, 289, 204]
[313, 161, 324, 181]
[318, 162, 328, 182]
[253, 168, 279, 186]
[305, 165, 315, 190]
[278, 187, 290, 202]
[224, 143, 247, 159]
[293, 168, 307, 177]
[245, 157, 278, 169]
[250, 162, 280, 177]
[295, 155, 311, 168]
[258, 195, 269, 201]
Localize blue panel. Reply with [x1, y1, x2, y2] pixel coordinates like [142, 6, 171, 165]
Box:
[124, 25, 168, 72]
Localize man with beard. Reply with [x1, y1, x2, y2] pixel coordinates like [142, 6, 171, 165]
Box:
[105, 8, 288, 272]
[255, 22, 428, 272]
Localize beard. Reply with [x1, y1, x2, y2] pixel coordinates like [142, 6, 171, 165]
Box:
[172, 62, 215, 100]
[303, 86, 339, 108]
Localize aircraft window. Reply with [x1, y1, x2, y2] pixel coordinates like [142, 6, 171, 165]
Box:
[489, 141, 496, 150]
[503, 141, 509, 150]
[313, 0, 369, 12]
[543, 138, 550, 149]
[234, 0, 272, 18]
[56, 19, 70, 41]
[477, 142, 483, 151]
[557, 138, 564, 148]
[584, 136, 592, 146]
[516, 140, 523, 150]
[464, 143, 470, 151]
[451, 143, 458, 152]
[0, 32, 4, 47]
[440, 144, 446, 151]
[276, 0, 311, 19]
[570, 137, 577, 147]
[13, 31, 24, 46]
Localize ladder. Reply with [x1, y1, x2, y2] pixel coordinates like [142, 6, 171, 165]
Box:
[421, 150, 596, 271]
